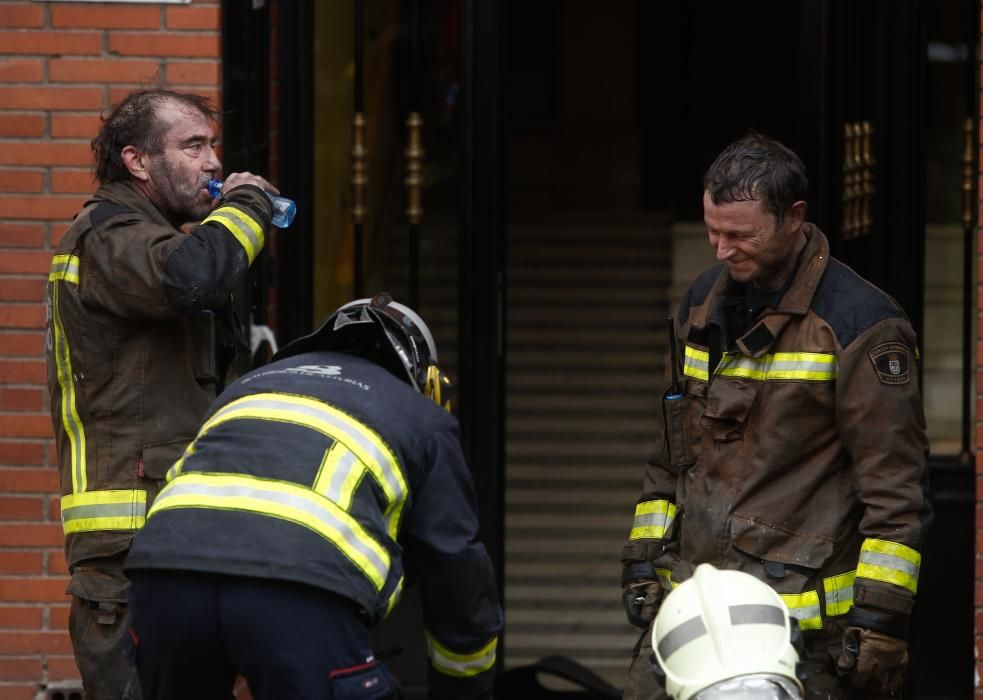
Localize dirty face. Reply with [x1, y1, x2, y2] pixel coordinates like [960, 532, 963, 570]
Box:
[703, 192, 806, 291]
[143, 100, 221, 225]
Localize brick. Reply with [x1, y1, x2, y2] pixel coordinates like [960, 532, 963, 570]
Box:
[167, 6, 221, 30]
[0, 361, 45, 384]
[0, 333, 45, 357]
[0, 656, 43, 681]
[0, 59, 44, 82]
[0, 551, 44, 573]
[0, 630, 73, 654]
[53, 4, 161, 29]
[0, 415, 53, 439]
[0, 306, 46, 330]
[0, 30, 102, 56]
[0, 142, 91, 167]
[0, 196, 85, 220]
[51, 113, 101, 139]
[0, 607, 42, 630]
[0, 86, 102, 111]
[47, 655, 81, 681]
[51, 169, 96, 194]
[50, 222, 72, 247]
[0, 683, 36, 699]
[109, 32, 221, 59]
[0, 445, 48, 468]
[0, 526, 63, 549]
[167, 60, 220, 86]
[50, 58, 161, 84]
[0, 4, 44, 29]
[0, 113, 44, 137]
[50, 604, 70, 630]
[0, 170, 43, 194]
[0, 279, 44, 303]
[47, 549, 68, 576]
[0, 388, 44, 412]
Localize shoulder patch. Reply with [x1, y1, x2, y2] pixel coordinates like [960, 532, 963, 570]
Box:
[868, 342, 911, 385]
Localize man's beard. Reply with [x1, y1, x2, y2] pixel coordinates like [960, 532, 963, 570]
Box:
[148, 156, 209, 225]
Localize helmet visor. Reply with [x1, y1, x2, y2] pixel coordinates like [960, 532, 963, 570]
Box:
[693, 675, 802, 700]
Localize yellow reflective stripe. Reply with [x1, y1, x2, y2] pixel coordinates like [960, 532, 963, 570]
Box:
[425, 631, 497, 678]
[51, 282, 87, 493]
[683, 346, 709, 381]
[857, 538, 920, 594]
[716, 352, 837, 381]
[165, 442, 195, 483]
[655, 568, 675, 590]
[385, 576, 404, 617]
[780, 590, 822, 630]
[49, 254, 80, 284]
[201, 205, 265, 264]
[199, 393, 408, 538]
[313, 443, 365, 510]
[630, 499, 676, 540]
[150, 472, 391, 590]
[61, 489, 146, 533]
[823, 570, 856, 617]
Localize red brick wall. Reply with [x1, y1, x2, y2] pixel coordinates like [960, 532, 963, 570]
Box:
[0, 2, 221, 696]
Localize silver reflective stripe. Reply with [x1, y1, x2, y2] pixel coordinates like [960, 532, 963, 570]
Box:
[633, 511, 673, 529]
[656, 614, 707, 660]
[62, 501, 145, 522]
[729, 604, 785, 627]
[324, 449, 361, 503]
[209, 396, 406, 505]
[427, 636, 497, 677]
[209, 209, 262, 258]
[858, 550, 920, 578]
[154, 477, 389, 585]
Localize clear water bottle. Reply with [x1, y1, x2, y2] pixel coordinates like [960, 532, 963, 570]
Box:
[207, 178, 296, 229]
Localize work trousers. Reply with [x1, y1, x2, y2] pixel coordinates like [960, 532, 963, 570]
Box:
[68, 555, 142, 700]
[127, 571, 397, 700]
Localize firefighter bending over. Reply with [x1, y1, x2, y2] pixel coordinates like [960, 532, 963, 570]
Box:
[125, 294, 503, 700]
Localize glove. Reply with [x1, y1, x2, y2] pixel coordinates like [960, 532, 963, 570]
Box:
[622, 580, 663, 629]
[835, 626, 908, 694]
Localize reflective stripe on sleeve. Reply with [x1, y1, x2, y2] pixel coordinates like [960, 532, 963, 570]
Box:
[857, 538, 920, 594]
[425, 631, 498, 678]
[823, 570, 856, 617]
[49, 254, 80, 284]
[149, 472, 391, 591]
[629, 499, 676, 540]
[683, 346, 709, 381]
[655, 568, 674, 591]
[779, 590, 822, 630]
[201, 205, 265, 264]
[61, 490, 146, 534]
[716, 351, 837, 381]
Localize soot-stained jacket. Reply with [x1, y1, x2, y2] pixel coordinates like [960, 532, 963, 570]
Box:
[46, 180, 272, 577]
[622, 225, 928, 636]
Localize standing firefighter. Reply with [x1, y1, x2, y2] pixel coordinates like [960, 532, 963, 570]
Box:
[125, 295, 503, 700]
[45, 88, 278, 699]
[620, 134, 928, 698]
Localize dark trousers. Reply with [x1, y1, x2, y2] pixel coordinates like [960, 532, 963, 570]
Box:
[127, 571, 397, 700]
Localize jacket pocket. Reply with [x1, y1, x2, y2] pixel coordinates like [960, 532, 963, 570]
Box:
[140, 439, 190, 481]
[729, 513, 834, 574]
[329, 661, 393, 699]
[700, 379, 757, 442]
[189, 310, 217, 386]
[654, 381, 706, 474]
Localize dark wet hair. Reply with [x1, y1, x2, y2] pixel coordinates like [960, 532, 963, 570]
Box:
[91, 88, 219, 185]
[703, 133, 808, 223]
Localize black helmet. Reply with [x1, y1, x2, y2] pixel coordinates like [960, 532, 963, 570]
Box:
[273, 293, 453, 410]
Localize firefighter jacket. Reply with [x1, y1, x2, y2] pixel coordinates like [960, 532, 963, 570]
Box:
[46, 181, 271, 572]
[125, 351, 503, 698]
[622, 225, 927, 637]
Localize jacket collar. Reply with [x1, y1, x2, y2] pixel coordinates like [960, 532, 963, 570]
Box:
[87, 180, 174, 229]
[690, 224, 830, 357]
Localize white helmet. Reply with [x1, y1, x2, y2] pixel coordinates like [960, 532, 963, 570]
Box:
[652, 564, 803, 700]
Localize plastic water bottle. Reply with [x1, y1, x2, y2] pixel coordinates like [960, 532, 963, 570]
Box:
[207, 179, 296, 229]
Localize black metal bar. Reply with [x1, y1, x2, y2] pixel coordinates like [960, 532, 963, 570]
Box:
[408, 0, 420, 310]
[353, 0, 364, 298]
[458, 0, 507, 666]
[959, 0, 978, 465]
